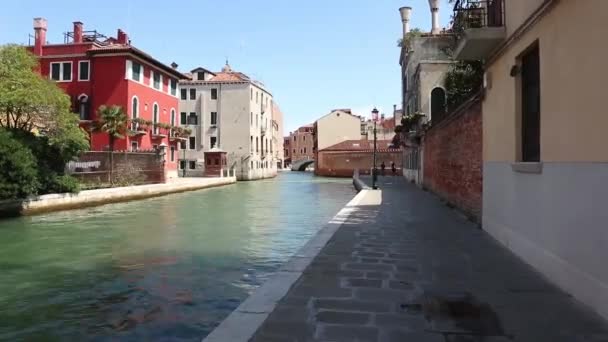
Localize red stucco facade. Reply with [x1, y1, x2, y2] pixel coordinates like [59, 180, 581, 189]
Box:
[28, 19, 187, 173]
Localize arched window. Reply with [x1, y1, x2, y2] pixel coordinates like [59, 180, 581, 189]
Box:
[78, 94, 89, 121]
[153, 103, 159, 134]
[430, 87, 446, 122]
[131, 96, 139, 130]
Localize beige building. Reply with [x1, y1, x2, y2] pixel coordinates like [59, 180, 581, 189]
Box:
[453, 0, 608, 319]
[178, 63, 282, 180]
[314, 109, 362, 152]
[399, 3, 454, 184]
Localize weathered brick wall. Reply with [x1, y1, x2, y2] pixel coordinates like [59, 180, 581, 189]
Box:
[68, 151, 165, 185]
[317, 151, 403, 177]
[422, 97, 482, 220]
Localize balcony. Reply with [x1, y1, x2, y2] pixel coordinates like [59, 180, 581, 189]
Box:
[452, 0, 506, 61]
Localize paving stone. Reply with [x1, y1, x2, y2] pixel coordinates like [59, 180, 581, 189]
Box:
[344, 278, 383, 288]
[344, 263, 395, 271]
[360, 258, 381, 263]
[382, 329, 444, 342]
[290, 285, 352, 299]
[374, 313, 427, 328]
[356, 251, 386, 258]
[388, 280, 415, 290]
[317, 325, 379, 342]
[366, 271, 391, 279]
[314, 299, 391, 313]
[355, 288, 414, 303]
[315, 311, 370, 325]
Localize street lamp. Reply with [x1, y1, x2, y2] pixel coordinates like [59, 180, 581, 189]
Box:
[371, 107, 379, 189]
[182, 141, 186, 177]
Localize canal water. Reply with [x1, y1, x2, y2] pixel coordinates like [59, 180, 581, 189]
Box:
[0, 172, 355, 341]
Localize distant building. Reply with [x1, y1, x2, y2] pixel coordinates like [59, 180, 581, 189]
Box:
[178, 62, 281, 180]
[316, 139, 401, 177]
[288, 125, 315, 163]
[28, 19, 188, 179]
[361, 115, 397, 141]
[283, 136, 291, 167]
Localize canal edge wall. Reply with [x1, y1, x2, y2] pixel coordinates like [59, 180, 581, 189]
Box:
[203, 175, 377, 342]
[0, 177, 237, 217]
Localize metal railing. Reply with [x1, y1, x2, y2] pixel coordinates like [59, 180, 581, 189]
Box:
[453, 0, 504, 32]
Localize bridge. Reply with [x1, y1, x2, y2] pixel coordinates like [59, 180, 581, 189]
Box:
[291, 159, 315, 172]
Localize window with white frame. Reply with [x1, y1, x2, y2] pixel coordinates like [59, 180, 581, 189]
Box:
[210, 136, 217, 149]
[129, 61, 143, 82]
[78, 61, 90, 81]
[170, 146, 175, 162]
[210, 112, 218, 126]
[189, 136, 196, 150]
[152, 71, 162, 90]
[153, 103, 159, 134]
[180, 89, 187, 100]
[131, 96, 139, 130]
[50, 62, 72, 81]
[170, 79, 177, 96]
[131, 141, 138, 151]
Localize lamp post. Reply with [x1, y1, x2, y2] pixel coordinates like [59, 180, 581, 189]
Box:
[182, 141, 186, 177]
[372, 107, 379, 189]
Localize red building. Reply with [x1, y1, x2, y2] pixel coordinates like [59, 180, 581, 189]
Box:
[28, 18, 188, 178]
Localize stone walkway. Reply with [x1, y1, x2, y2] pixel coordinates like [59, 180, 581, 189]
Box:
[250, 177, 608, 342]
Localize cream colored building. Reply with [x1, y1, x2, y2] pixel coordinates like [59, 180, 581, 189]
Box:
[314, 109, 362, 152]
[454, 0, 608, 319]
[178, 63, 282, 180]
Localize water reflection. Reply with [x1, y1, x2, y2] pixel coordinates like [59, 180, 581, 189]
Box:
[0, 172, 354, 341]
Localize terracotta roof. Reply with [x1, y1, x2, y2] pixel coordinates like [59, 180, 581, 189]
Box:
[88, 44, 188, 79]
[321, 140, 400, 152]
[209, 71, 250, 82]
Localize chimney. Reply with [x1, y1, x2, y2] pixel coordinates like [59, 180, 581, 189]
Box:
[117, 29, 128, 44]
[428, 0, 440, 34]
[73, 21, 83, 43]
[33, 17, 47, 56]
[399, 6, 412, 37]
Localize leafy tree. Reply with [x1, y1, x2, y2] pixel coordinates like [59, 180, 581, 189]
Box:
[0, 45, 88, 159]
[94, 105, 129, 183]
[0, 129, 39, 199]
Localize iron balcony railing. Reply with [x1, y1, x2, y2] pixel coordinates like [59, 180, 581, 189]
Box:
[453, 0, 504, 32]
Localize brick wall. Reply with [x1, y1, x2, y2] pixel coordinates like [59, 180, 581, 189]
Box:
[68, 151, 165, 185]
[317, 151, 403, 177]
[422, 96, 482, 220]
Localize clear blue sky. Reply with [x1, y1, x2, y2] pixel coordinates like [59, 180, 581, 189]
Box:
[0, 0, 452, 132]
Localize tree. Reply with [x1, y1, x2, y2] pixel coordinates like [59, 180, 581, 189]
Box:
[0, 45, 88, 158]
[94, 105, 129, 183]
[0, 129, 39, 199]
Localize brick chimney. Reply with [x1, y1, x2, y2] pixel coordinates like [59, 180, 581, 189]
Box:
[33, 17, 47, 56]
[73, 21, 83, 43]
[117, 29, 128, 44]
[428, 0, 440, 34]
[399, 7, 412, 37]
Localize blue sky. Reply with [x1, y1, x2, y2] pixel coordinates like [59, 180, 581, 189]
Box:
[0, 0, 452, 132]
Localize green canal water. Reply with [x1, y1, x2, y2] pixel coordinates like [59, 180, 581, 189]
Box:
[0, 172, 355, 341]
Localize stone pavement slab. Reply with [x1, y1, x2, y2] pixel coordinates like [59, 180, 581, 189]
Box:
[250, 177, 608, 342]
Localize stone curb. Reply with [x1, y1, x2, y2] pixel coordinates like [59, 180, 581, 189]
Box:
[202, 187, 371, 342]
[0, 177, 237, 217]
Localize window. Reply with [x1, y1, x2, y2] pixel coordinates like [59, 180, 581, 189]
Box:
[293, 149, 296, 153]
[189, 161, 196, 170]
[251, 161, 254, 169]
[189, 137, 196, 150]
[170, 79, 177, 96]
[179, 160, 186, 170]
[78, 61, 90, 81]
[197, 71, 205, 80]
[180, 140, 186, 150]
[131, 62, 143, 82]
[256, 92, 258, 103]
[50, 62, 72, 81]
[131, 141, 138, 151]
[170, 147, 175, 162]
[214, 158, 219, 166]
[520, 44, 541, 162]
[256, 114, 258, 128]
[293, 136, 296, 142]
[210, 136, 217, 149]
[303, 136, 306, 141]
[256, 137, 259, 152]
[430, 87, 446, 122]
[190, 89, 196, 100]
[304, 147, 307, 154]
[210, 112, 218, 126]
[131, 96, 139, 130]
[250, 136, 253, 152]
[152, 103, 159, 134]
[188, 112, 198, 125]
[170, 109, 176, 134]
[181, 89, 187, 100]
[77, 94, 90, 121]
[251, 88, 253, 100]
[250, 112, 253, 126]
[180, 112, 187, 125]
[152, 71, 162, 90]
[211, 88, 218, 100]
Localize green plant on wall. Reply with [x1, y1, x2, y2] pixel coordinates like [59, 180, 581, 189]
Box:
[397, 28, 422, 50]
